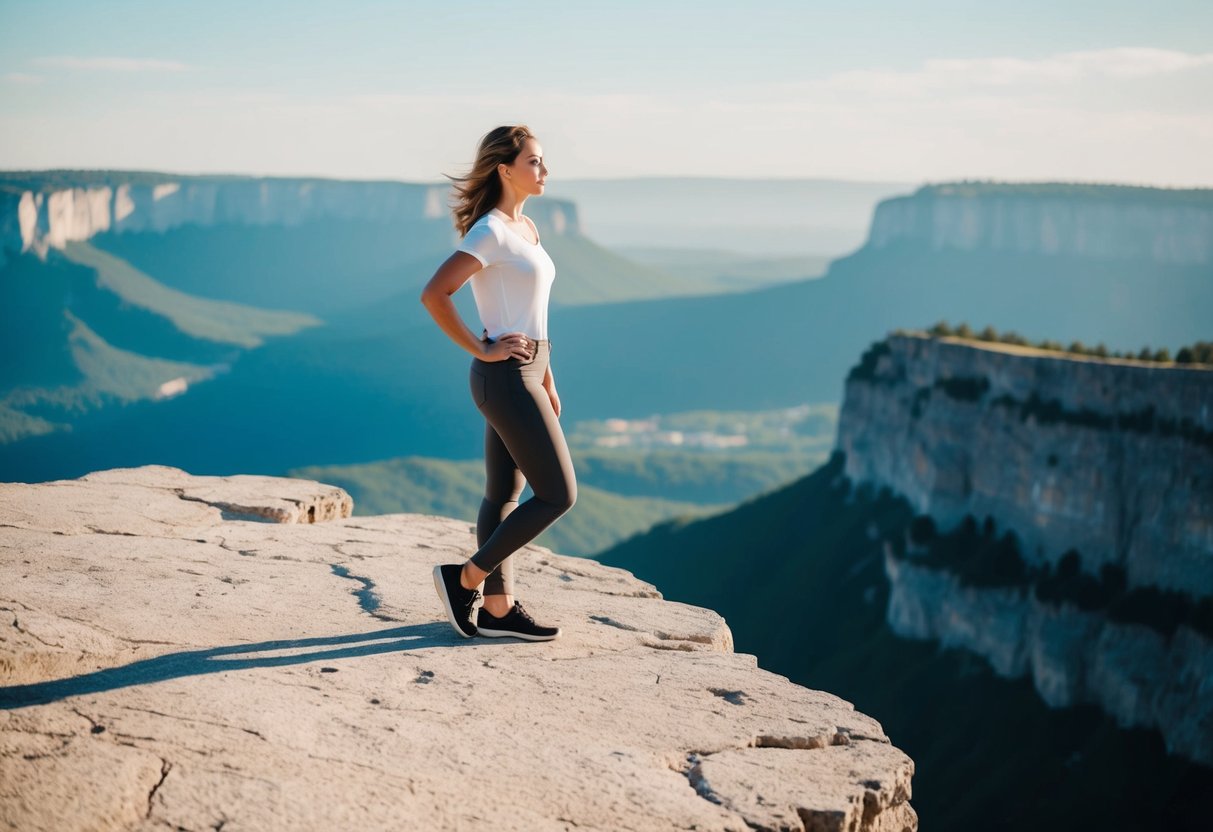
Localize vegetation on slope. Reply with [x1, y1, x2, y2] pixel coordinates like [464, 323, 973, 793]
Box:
[569, 447, 823, 505]
[93, 220, 453, 314]
[62, 242, 319, 347]
[283, 399, 838, 555]
[549, 242, 1213, 417]
[525, 233, 698, 306]
[94, 215, 721, 312]
[289, 455, 723, 557]
[2, 310, 216, 439]
[1, 242, 315, 444]
[0, 403, 58, 444]
[923, 320, 1213, 365]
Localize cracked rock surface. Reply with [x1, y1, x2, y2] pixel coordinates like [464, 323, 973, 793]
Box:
[0, 464, 916, 831]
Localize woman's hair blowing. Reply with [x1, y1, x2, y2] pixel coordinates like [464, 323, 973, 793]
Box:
[447, 125, 535, 237]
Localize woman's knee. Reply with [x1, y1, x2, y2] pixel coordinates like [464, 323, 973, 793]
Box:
[554, 478, 577, 514]
[534, 475, 576, 514]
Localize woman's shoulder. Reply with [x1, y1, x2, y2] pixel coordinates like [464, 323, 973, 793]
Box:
[475, 208, 505, 225]
[465, 210, 505, 238]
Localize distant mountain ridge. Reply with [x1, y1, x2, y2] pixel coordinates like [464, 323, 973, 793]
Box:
[3, 176, 1210, 488]
[870, 181, 1213, 264]
[0, 169, 581, 268]
[0, 170, 709, 449]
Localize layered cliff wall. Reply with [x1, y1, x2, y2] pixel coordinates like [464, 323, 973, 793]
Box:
[867, 183, 1213, 265]
[836, 333, 1213, 765]
[882, 553, 1213, 766]
[0, 172, 581, 267]
[838, 334, 1213, 594]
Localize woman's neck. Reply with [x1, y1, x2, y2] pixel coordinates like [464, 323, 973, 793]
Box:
[494, 194, 528, 221]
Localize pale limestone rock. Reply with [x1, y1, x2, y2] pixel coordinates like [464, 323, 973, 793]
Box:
[0, 465, 916, 831]
[840, 334, 1213, 767]
[80, 464, 354, 523]
[689, 744, 915, 832]
[868, 188, 1213, 265]
[884, 551, 1213, 767]
[0, 709, 168, 832]
[838, 333, 1213, 593]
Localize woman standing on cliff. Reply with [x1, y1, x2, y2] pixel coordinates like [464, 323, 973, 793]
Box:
[420, 125, 576, 642]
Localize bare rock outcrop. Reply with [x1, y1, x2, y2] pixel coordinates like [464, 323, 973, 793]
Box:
[0, 465, 915, 831]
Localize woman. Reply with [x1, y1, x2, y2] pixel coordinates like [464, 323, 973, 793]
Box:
[420, 125, 577, 642]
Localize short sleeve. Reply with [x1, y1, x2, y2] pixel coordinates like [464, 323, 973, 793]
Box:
[456, 219, 501, 268]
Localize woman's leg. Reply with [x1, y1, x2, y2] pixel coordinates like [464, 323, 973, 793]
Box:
[465, 371, 577, 579]
[477, 421, 524, 605]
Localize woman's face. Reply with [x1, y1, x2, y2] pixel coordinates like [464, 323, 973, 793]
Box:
[500, 137, 547, 196]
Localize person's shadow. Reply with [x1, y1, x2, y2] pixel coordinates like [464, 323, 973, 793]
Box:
[0, 622, 455, 709]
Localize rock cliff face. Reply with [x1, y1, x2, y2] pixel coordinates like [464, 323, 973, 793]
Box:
[867, 184, 1213, 265]
[883, 554, 1213, 766]
[838, 334, 1213, 592]
[0, 466, 915, 831]
[0, 173, 581, 267]
[836, 333, 1213, 766]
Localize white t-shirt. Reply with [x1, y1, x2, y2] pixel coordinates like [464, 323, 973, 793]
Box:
[456, 207, 556, 341]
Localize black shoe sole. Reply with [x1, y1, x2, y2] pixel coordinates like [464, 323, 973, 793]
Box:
[476, 624, 561, 641]
[433, 565, 477, 638]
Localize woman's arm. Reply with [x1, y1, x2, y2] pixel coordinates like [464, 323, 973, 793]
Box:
[420, 252, 532, 362]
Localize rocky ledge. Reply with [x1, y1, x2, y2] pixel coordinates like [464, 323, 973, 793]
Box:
[0, 465, 915, 831]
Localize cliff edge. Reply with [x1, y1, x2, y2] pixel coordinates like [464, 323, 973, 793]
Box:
[836, 332, 1213, 766]
[0, 466, 915, 831]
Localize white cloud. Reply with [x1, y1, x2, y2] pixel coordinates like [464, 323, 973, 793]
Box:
[1, 72, 43, 85]
[3, 48, 1211, 186]
[33, 55, 192, 72]
[929, 47, 1213, 83]
[771, 47, 1213, 102]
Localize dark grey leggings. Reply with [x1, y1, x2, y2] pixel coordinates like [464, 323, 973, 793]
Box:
[467, 340, 577, 596]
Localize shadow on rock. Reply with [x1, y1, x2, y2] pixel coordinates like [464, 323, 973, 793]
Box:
[1, 622, 453, 708]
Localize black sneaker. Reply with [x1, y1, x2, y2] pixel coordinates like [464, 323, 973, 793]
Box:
[432, 564, 481, 638]
[476, 601, 561, 641]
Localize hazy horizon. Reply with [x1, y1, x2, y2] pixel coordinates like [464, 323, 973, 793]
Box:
[9, 169, 1213, 193]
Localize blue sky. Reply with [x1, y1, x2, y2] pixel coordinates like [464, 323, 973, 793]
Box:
[2, 0, 1211, 185]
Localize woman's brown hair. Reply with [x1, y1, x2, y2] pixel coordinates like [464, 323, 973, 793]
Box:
[446, 125, 535, 237]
